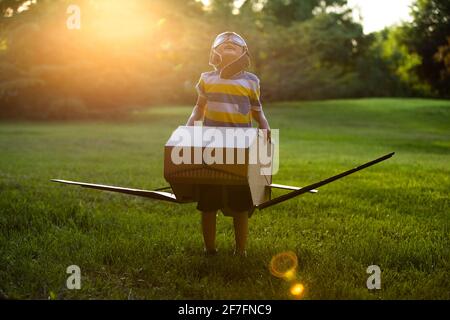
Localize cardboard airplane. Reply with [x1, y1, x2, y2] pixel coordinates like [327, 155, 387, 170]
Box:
[52, 126, 395, 211]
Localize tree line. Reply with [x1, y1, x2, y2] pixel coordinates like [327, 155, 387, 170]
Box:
[0, 0, 448, 119]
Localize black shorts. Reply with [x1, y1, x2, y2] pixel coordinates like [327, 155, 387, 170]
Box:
[196, 184, 254, 217]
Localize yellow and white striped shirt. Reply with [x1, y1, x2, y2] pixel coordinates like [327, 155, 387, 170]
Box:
[196, 70, 262, 127]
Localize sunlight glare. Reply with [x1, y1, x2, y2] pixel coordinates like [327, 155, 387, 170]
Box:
[348, 0, 414, 34]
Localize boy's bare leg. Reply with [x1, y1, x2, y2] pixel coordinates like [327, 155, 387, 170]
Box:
[233, 211, 249, 255]
[201, 211, 217, 253]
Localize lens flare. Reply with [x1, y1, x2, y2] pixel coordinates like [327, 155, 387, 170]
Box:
[283, 269, 296, 281]
[269, 251, 298, 279]
[290, 283, 305, 298]
[270, 251, 307, 298]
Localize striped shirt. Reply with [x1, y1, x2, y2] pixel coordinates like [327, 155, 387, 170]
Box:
[195, 70, 262, 127]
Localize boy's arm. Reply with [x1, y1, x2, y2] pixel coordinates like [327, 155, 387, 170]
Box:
[252, 109, 271, 142]
[250, 76, 270, 140]
[186, 95, 207, 126]
[252, 109, 270, 130]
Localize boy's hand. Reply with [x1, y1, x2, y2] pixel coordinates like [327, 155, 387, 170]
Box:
[252, 110, 271, 143]
[261, 128, 271, 144]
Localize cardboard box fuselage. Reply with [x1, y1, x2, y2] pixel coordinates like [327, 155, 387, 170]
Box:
[164, 126, 273, 206]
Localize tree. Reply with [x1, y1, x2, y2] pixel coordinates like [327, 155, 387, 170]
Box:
[354, 28, 426, 97]
[256, 0, 348, 25]
[257, 9, 365, 100]
[403, 0, 450, 96]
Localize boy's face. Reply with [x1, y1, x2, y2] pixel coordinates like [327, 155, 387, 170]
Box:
[216, 41, 244, 64]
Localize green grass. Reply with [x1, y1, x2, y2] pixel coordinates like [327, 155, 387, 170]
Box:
[0, 98, 449, 299]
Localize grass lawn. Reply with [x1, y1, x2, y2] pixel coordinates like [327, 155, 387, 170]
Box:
[0, 98, 449, 299]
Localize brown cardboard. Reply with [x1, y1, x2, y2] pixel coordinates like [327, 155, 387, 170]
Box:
[164, 126, 274, 205]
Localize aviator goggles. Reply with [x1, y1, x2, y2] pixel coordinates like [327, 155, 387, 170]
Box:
[212, 32, 247, 49]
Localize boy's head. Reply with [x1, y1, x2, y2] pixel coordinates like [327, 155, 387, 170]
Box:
[215, 41, 245, 64]
[209, 31, 250, 79]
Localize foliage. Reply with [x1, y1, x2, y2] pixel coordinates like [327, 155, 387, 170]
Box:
[355, 28, 430, 97]
[401, 0, 450, 97]
[0, 0, 448, 119]
[258, 11, 364, 100]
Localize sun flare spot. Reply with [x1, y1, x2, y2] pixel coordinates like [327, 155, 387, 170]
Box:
[290, 283, 305, 298]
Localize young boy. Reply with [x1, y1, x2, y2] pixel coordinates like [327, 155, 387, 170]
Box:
[186, 31, 270, 257]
